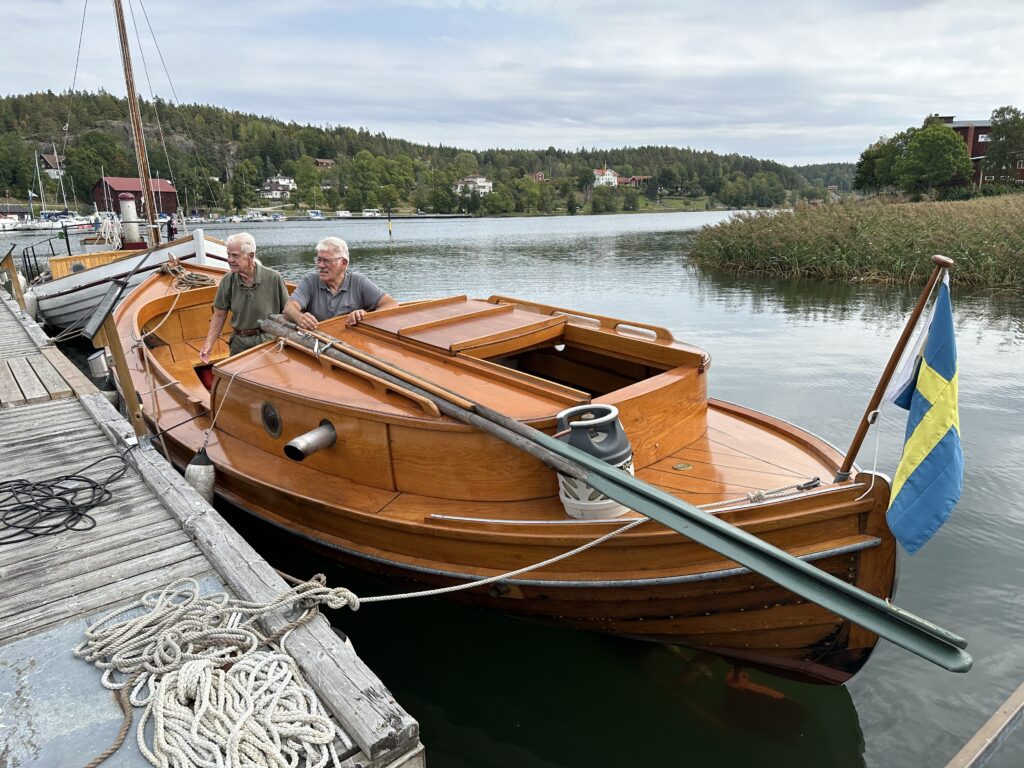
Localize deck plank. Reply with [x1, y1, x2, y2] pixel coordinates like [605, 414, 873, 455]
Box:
[28, 352, 74, 398]
[6, 355, 51, 403]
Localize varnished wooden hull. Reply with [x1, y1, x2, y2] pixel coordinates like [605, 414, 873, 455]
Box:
[113, 269, 897, 684]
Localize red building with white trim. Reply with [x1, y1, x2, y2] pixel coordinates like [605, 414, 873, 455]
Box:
[940, 116, 1024, 185]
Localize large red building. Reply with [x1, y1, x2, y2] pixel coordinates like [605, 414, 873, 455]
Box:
[91, 176, 178, 214]
[940, 116, 1024, 186]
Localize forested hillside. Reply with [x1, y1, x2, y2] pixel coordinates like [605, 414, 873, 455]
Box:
[0, 91, 851, 214]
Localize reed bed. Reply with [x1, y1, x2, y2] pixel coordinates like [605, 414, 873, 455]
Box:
[689, 195, 1024, 288]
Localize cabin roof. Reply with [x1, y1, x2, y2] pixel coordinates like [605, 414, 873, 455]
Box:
[97, 176, 177, 192]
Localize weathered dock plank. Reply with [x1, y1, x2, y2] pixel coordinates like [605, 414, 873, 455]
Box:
[0, 360, 25, 406]
[28, 352, 74, 399]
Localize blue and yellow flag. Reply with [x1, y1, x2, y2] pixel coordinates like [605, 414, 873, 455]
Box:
[886, 274, 963, 554]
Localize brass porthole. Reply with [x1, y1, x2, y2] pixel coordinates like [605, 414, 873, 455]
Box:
[261, 401, 282, 438]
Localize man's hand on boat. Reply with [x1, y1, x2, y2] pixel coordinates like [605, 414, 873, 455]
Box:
[294, 310, 321, 331]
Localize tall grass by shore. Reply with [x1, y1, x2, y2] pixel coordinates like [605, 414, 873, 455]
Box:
[689, 195, 1024, 288]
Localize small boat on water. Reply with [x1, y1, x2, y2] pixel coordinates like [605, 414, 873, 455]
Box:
[23, 229, 227, 332]
[110, 265, 900, 683]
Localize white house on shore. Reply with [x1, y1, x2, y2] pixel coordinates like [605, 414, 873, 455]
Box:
[593, 168, 619, 187]
[453, 175, 493, 195]
[260, 175, 298, 200]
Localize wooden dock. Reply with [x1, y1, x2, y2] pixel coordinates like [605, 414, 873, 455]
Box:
[0, 289, 424, 767]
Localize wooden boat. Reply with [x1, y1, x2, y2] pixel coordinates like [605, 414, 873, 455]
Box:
[110, 265, 897, 684]
[24, 230, 227, 331]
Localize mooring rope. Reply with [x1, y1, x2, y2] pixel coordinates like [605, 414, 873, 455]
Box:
[163, 262, 216, 291]
[0, 452, 130, 545]
[77, 577, 355, 768]
[272, 478, 822, 606]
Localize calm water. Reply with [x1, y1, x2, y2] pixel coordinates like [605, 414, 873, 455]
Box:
[19, 212, 1024, 766]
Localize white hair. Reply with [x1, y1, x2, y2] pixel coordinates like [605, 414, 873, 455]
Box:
[226, 232, 256, 255]
[316, 236, 350, 263]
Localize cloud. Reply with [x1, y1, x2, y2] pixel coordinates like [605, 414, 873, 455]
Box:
[2, 0, 1022, 164]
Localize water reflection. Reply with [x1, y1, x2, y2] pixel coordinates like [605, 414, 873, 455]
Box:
[227, 509, 867, 768]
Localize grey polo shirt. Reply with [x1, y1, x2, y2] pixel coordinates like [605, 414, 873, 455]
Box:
[289, 270, 386, 321]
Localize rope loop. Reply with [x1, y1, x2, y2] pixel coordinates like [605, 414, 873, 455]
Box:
[78, 577, 353, 767]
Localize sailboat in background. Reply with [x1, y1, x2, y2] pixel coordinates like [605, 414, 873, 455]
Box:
[16, 0, 226, 334]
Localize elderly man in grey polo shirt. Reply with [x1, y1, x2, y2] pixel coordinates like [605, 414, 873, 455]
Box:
[283, 236, 397, 330]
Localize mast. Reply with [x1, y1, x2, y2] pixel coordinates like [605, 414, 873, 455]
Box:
[34, 153, 48, 216]
[112, 0, 160, 245]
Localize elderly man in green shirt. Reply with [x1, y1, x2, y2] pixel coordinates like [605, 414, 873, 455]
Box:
[199, 232, 289, 363]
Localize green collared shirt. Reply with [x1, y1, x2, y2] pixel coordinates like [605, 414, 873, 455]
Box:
[213, 262, 289, 354]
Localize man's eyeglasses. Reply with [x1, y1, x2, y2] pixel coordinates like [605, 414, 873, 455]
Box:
[314, 256, 344, 264]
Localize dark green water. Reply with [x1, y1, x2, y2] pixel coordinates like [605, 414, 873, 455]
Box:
[32, 211, 1024, 766]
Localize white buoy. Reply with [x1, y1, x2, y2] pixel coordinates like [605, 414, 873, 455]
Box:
[184, 447, 215, 503]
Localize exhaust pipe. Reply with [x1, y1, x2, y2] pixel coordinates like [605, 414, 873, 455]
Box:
[284, 420, 336, 461]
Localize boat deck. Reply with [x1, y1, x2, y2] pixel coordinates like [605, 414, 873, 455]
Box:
[0, 290, 423, 767]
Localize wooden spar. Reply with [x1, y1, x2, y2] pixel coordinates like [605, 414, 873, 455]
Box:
[835, 254, 954, 481]
[259, 316, 972, 674]
[112, 0, 160, 246]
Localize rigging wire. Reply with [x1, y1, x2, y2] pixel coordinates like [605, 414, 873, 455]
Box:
[135, 0, 221, 212]
[61, 0, 90, 159]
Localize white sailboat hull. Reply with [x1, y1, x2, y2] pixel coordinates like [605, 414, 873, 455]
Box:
[27, 230, 228, 330]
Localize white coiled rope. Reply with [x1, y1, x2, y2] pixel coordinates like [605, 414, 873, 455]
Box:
[75, 578, 358, 768]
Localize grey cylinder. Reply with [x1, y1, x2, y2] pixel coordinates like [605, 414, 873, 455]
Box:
[284, 420, 336, 461]
[555, 404, 634, 519]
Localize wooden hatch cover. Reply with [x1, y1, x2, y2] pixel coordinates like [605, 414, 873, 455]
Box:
[360, 295, 566, 355]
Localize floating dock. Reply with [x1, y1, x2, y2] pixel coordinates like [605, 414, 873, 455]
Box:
[0, 287, 424, 767]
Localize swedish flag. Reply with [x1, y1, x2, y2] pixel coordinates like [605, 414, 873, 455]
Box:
[887, 274, 963, 554]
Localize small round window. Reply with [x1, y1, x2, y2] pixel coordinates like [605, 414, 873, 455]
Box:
[261, 401, 282, 438]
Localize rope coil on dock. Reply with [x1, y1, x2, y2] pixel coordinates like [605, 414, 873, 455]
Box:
[76, 577, 359, 767]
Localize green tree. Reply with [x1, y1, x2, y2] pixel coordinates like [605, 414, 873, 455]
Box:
[229, 159, 260, 211]
[895, 123, 972, 195]
[566, 191, 579, 215]
[854, 141, 885, 191]
[590, 185, 618, 213]
[622, 188, 639, 211]
[719, 174, 752, 208]
[984, 105, 1024, 182]
[453, 151, 478, 178]
[575, 166, 594, 192]
[481, 183, 515, 215]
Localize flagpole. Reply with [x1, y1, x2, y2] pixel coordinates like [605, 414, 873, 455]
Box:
[834, 254, 954, 482]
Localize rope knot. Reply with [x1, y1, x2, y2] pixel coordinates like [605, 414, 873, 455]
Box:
[325, 587, 360, 612]
[746, 489, 767, 502]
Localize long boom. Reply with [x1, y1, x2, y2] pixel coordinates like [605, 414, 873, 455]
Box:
[260, 315, 973, 674]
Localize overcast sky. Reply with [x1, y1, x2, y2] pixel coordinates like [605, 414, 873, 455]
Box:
[3, 0, 1022, 165]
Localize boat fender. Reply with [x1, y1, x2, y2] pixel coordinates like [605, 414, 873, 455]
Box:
[185, 446, 215, 503]
[554, 404, 634, 519]
[23, 289, 39, 321]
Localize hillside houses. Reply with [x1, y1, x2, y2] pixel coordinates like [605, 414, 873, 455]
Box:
[593, 168, 652, 188]
[260, 174, 297, 200]
[453, 175, 493, 195]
